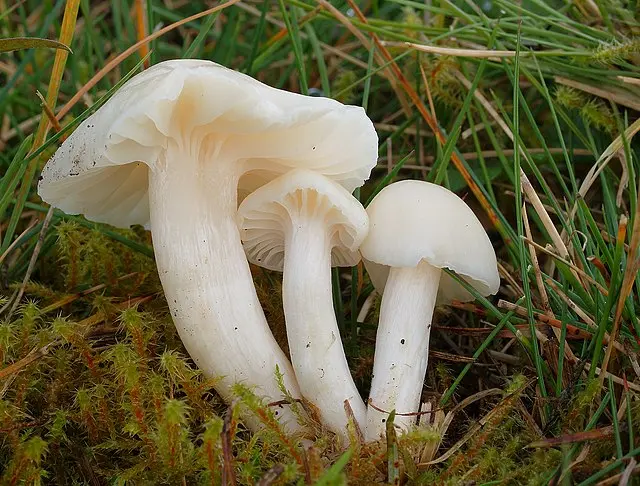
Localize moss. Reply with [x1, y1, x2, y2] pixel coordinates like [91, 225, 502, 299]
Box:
[593, 38, 640, 65]
[0, 289, 575, 485]
[555, 86, 616, 134]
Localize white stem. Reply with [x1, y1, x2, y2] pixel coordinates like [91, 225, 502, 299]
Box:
[365, 260, 441, 442]
[148, 143, 302, 433]
[282, 217, 366, 436]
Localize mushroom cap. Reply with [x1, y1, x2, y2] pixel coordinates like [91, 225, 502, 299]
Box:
[360, 180, 499, 303]
[38, 59, 378, 228]
[237, 169, 369, 272]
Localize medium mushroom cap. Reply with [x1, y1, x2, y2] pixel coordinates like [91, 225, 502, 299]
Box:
[38, 59, 378, 228]
[237, 169, 369, 271]
[360, 180, 499, 303]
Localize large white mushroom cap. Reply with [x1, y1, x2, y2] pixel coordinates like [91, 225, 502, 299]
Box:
[38, 59, 378, 228]
[361, 180, 500, 303]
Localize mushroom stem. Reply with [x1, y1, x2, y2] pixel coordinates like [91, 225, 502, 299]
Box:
[148, 146, 302, 433]
[282, 215, 366, 436]
[365, 260, 441, 442]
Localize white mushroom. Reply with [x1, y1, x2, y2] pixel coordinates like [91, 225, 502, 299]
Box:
[38, 59, 378, 432]
[360, 180, 499, 441]
[237, 169, 368, 438]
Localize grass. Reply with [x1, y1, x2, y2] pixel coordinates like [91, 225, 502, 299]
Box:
[1, 0, 639, 484]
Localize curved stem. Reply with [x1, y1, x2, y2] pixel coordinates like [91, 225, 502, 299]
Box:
[282, 217, 366, 437]
[148, 146, 302, 433]
[365, 261, 441, 442]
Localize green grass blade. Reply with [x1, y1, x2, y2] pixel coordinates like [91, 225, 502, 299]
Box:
[277, 0, 308, 94]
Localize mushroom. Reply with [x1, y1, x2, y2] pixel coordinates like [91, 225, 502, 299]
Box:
[237, 169, 368, 438]
[38, 59, 378, 432]
[360, 180, 499, 441]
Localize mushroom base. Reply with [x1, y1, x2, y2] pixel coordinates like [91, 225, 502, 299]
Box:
[365, 260, 441, 442]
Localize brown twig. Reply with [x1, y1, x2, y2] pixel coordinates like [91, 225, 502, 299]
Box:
[35, 91, 61, 133]
[256, 465, 285, 486]
[221, 404, 238, 486]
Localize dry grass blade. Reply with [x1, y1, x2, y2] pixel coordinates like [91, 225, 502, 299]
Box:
[134, 0, 150, 69]
[454, 69, 575, 272]
[522, 201, 579, 365]
[36, 272, 140, 315]
[0, 342, 56, 381]
[0, 219, 38, 266]
[523, 205, 551, 315]
[417, 388, 503, 466]
[0, 114, 38, 148]
[618, 76, 640, 87]
[301, 448, 313, 485]
[566, 118, 640, 234]
[56, 0, 243, 121]
[583, 363, 640, 392]
[0, 295, 151, 380]
[618, 458, 638, 486]
[527, 426, 616, 448]
[497, 300, 599, 343]
[418, 403, 495, 467]
[592, 463, 640, 485]
[521, 178, 580, 281]
[261, 3, 323, 48]
[338, 0, 509, 243]
[616, 151, 629, 207]
[419, 63, 438, 132]
[436, 323, 588, 340]
[523, 237, 608, 295]
[256, 464, 285, 486]
[383, 41, 519, 58]
[599, 185, 640, 383]
[315, 0, 412, 116]
[235, 2, 369, 70]
[344, 399, 364, 444]
[7, 206, 54, 318]
[544, 279, 597, 329]
[429, 350, 475, 363]
[558, 446, 590, 484]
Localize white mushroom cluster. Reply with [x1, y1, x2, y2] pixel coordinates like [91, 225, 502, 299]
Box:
[38, 59, 500, 443]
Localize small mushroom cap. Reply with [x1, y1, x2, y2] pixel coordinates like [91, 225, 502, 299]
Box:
[38, 59, 378, 228]
[360, 180, 499, 303]
[237, 169, 369, 272]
